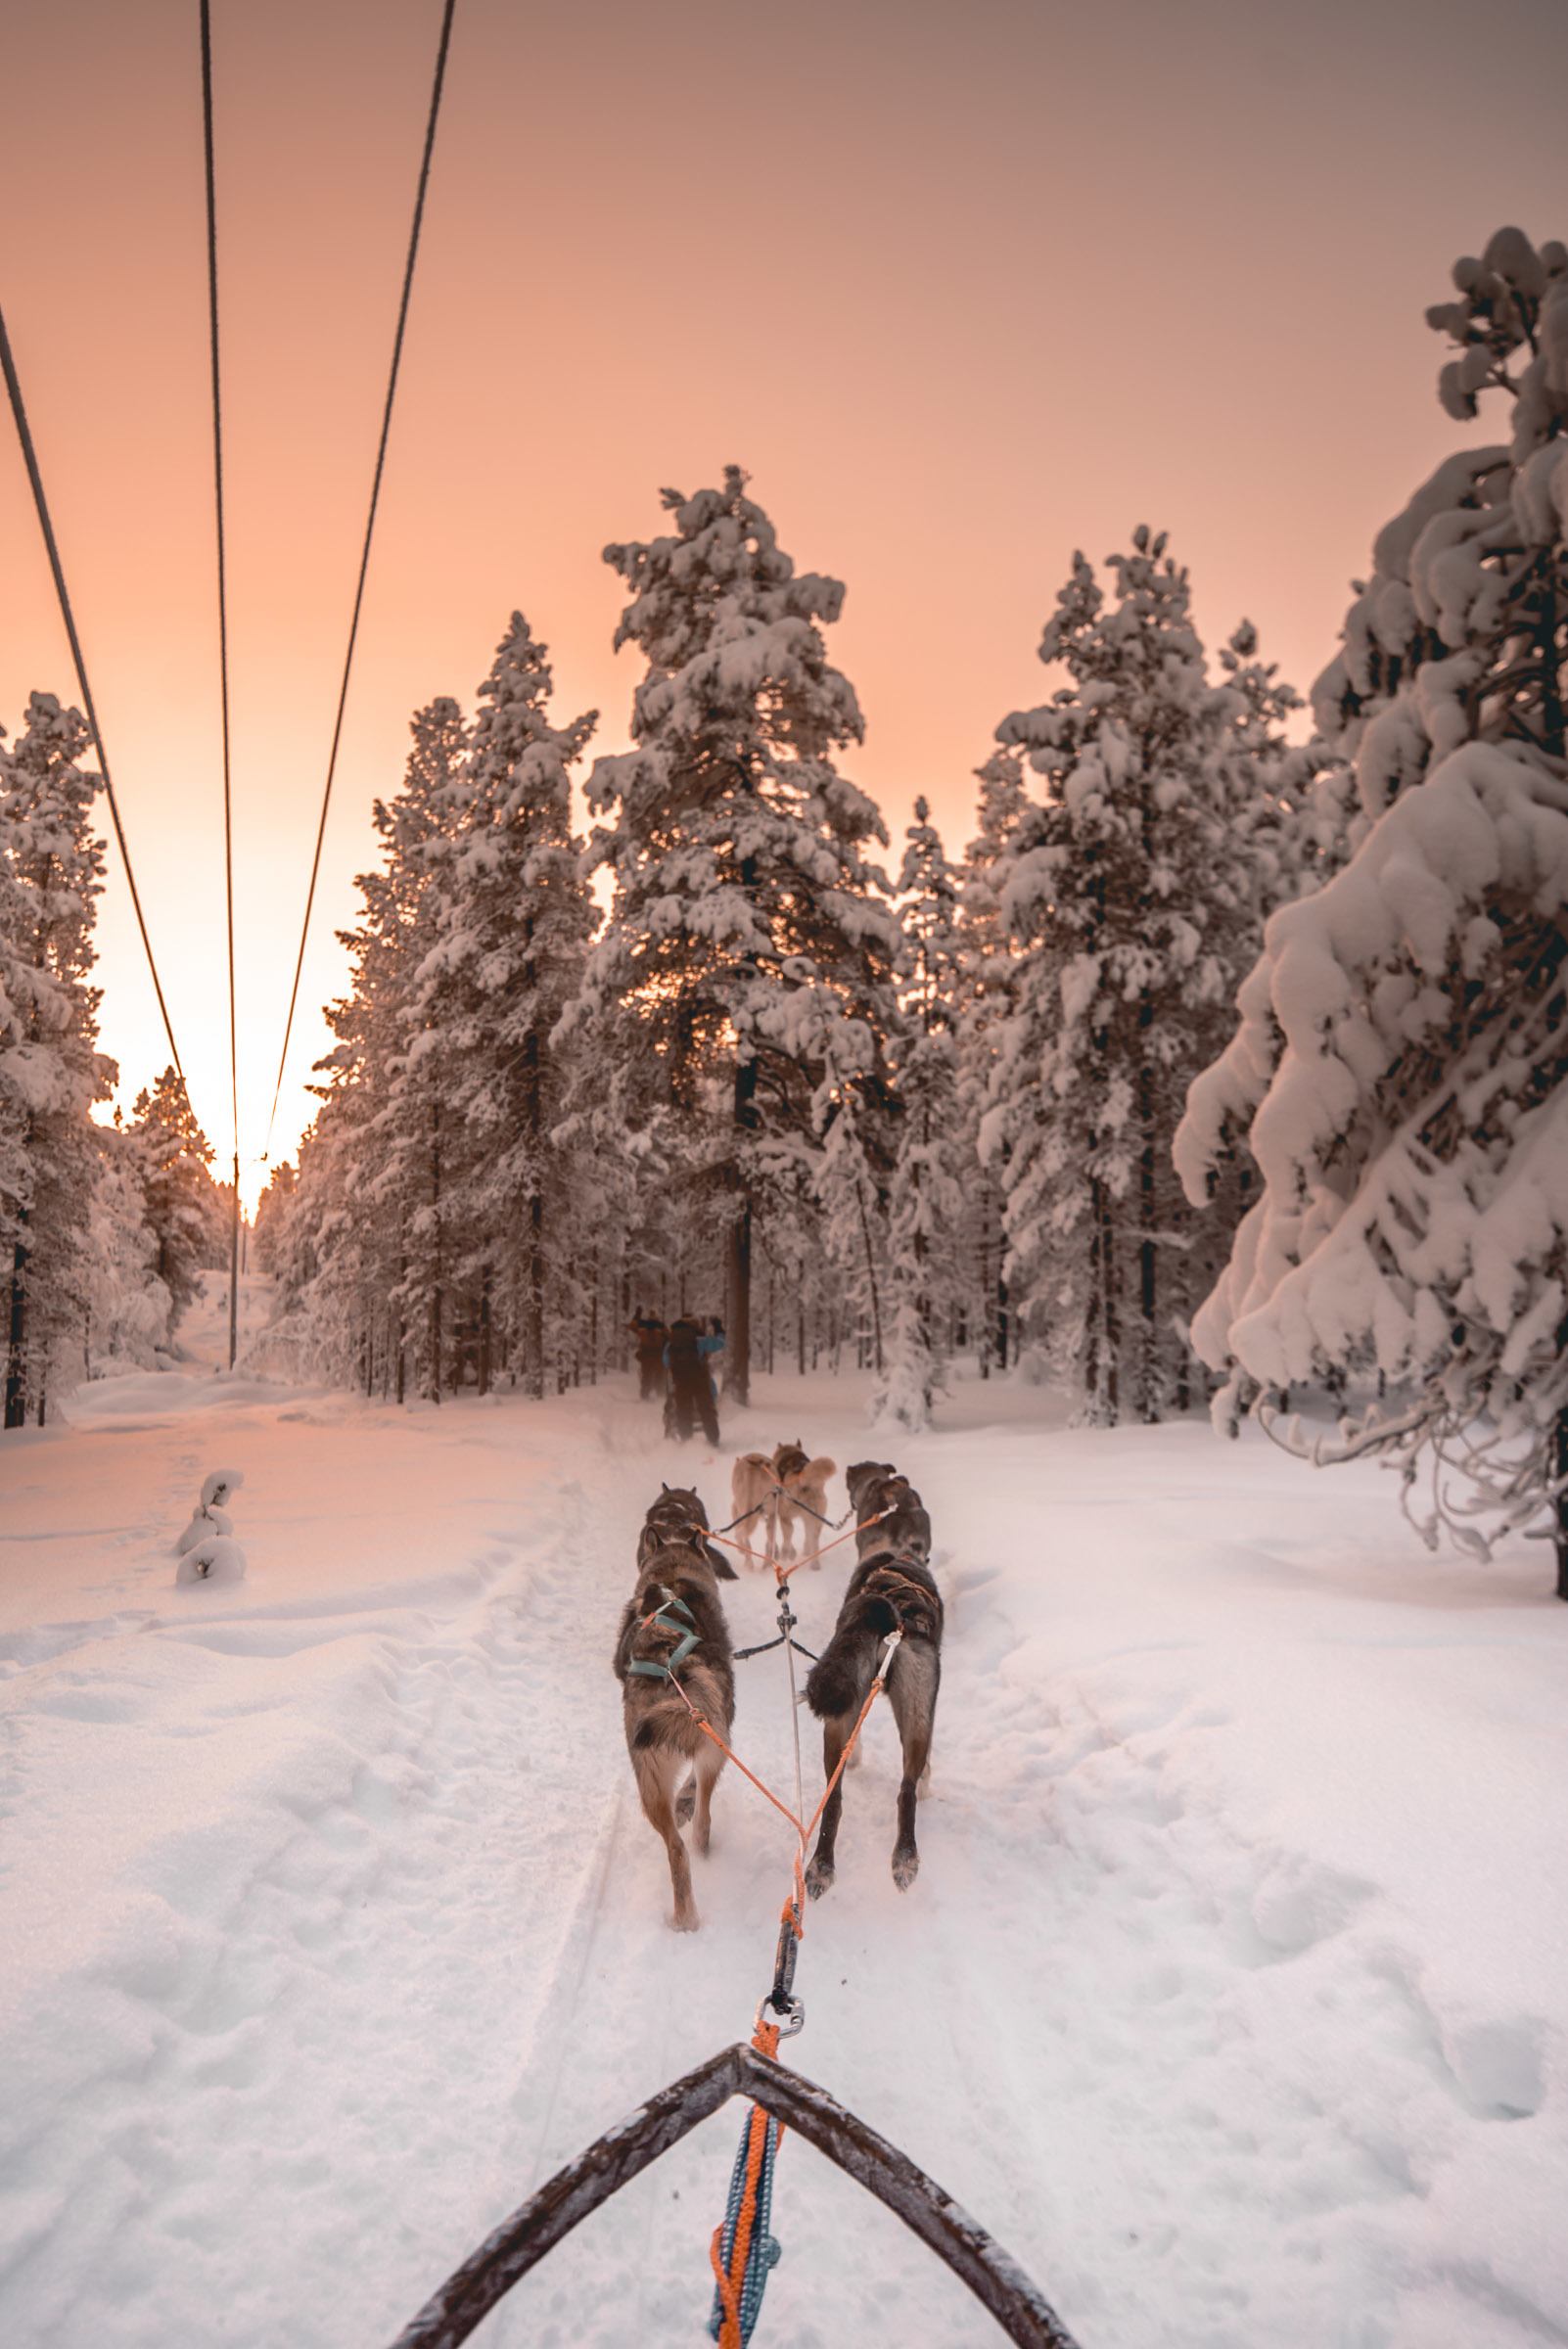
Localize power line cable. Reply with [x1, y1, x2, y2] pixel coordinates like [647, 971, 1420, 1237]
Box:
[263, 0, 458, 1159]
[199, 0, 244, 1370]
[0, 298, 187, 1084]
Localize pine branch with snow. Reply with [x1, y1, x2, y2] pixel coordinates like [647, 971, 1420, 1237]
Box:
[1177, 226, 1568, 1584]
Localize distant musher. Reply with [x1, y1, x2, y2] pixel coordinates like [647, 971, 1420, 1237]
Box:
[664, 1316, 724, 1445]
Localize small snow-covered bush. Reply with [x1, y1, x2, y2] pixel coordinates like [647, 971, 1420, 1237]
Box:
[174, 1469, 247, 1576]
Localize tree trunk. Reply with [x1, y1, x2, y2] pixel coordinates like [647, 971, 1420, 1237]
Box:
[1137, 1031, 1158, 1425]
[525, 1020, 546, 1403]
[1090, 1172, 1120, 1424]
[726, 1055, 759, 1405]
[478, 1267, 492, 1400]
[5, 1225, 28, 1432]
[528, 1193, 545, 1401]
[726, 1198, 752, 1408]
[1554, 1402, 1568, 1604]
[428, 1116, 443, 1406]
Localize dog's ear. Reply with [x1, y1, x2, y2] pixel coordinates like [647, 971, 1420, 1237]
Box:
[662, 1480, 670, 1493]
[707, 1543, 738, 1580]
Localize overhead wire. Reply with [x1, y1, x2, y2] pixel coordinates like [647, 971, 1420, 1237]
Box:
[262, 0, 459, 1161]
[0, 300, 188, 1084]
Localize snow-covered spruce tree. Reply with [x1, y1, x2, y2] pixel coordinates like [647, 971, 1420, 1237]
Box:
[128, 1068, 224, 1332]
[409, 618, 595, 1400]
[981, 532, 1282, 1422]
[876, 799, 965, 1427]
[300, 696, 467, 1399]
[86, 1119, 170, 1367]
[1176, 226, 1568, 1592]
[956, 749, 1030, 1372]
[0, 694, 112, 1426]
[577, 467, 901, 1405]
[251, 1159, 296, 1278]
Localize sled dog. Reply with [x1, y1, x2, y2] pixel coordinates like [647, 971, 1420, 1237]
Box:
[729, 1441, 837, 1571]
[804, 1460, 943, 1898]
[614, 1485, 737, 1932]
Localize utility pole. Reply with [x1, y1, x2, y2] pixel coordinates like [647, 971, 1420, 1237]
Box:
[228, 1151, 240, 1371]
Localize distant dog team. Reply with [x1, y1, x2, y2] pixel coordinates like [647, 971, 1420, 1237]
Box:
[728, 1440, 837, 1572]
[615, 1445, 945, 1929]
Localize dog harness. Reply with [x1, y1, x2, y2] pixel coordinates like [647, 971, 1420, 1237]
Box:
[627, 1586, 701, 1681]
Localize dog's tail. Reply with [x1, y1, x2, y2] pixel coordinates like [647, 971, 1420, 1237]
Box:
[806, 1614, 889, 1720]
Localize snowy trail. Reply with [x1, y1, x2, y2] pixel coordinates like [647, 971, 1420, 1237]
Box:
[2, 1295, 1566, 2348]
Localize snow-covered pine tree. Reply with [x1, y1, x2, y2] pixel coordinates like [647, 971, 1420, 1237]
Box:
[251, 1160, 296, 1280]
[957, 749, 1030, 1372]
[302, 696, 467, 1399]
[1176, 226, 1568, 1592]
[877, 798, 965, 1427]
[578, 467, 901, 1405]
[128, 1068, 224, 1332]
[409, 618, 595, 1400]
[86, 1119, 169, 1368]
[982, 532, 1278, 1423]
[0, 693, 112, 1426]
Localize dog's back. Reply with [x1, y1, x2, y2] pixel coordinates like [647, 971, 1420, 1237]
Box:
[619, 1485, 736, 1747]
[615, 1550, 736, 1751]
[772, 1442, 836, 1561]
[616, 1487, 738, 1932]
[806, 1465, 942, 1898]
[845, 1459, 932, 1566]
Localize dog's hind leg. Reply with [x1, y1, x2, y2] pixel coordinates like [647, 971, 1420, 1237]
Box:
[635, 1750, 699, 1931]
[804, 1714, 853, 1898]
[690, 1740, 725, 1857]
[887, 1652, 938, 1891]
[675, 1770, 696, 1826]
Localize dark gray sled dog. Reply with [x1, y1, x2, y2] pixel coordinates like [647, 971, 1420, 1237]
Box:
[804, 1460, 944, 1898]
[614, 1485, 737, 1932]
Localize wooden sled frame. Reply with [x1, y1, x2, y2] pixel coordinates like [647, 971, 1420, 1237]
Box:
[390, 2041, 1084, 2348]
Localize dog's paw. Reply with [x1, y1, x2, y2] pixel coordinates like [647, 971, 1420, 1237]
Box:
[804, 1859, 834, 1900]
[892, 1850, 920, 1892]
[671, 1907, 701, 1933]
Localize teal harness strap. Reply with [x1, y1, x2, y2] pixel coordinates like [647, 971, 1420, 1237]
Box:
[627, 1587, 701, 1681]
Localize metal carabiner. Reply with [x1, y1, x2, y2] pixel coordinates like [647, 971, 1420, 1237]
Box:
[759, 1992, 805, 2041]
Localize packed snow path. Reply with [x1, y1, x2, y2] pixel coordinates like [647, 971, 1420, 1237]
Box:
[2, 1289, 1565, 2348]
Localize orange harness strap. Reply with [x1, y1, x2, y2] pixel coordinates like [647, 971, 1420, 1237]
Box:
[704, 1503, 894, 1581]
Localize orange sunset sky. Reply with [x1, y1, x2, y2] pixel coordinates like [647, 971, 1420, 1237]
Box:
[3, 0, 1565, 1211]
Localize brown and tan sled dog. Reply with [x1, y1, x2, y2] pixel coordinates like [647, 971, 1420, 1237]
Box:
[613, 1485, 738, 1932]
[729, 1441, 837, 1572]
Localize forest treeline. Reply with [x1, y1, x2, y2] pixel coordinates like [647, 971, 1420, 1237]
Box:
[6, 226, 1565, 1576]
[254, 509, 1328, 1430]
[0, 695, 228, 1425]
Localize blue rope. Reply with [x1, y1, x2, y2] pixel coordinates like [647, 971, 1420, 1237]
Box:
[708, 2107, 783, 2344]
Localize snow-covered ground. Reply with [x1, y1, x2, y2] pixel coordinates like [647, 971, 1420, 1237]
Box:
[1, 1277, 1564, 2349]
